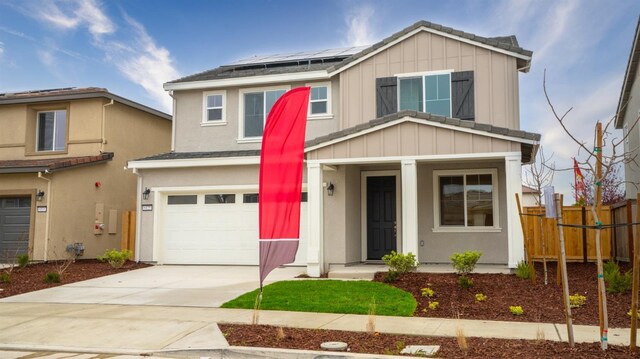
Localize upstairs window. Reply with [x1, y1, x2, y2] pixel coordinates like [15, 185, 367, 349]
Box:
[202, 91, 226, 125]
[399, 72, 451, 117]
[36, 110, 67, 152]
[241, 87, 287, 139]
[307, 83, 332, 118]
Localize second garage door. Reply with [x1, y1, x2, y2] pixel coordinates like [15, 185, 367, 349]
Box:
[159, 191, 308, 265]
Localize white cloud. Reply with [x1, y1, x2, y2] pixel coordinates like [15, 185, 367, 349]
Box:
[31, 0, 115, 38]
[37, 49, 55, 67]
[97, 15, 179, 112]
[0, 42, 4, 59]
[344, 4, 376, 46]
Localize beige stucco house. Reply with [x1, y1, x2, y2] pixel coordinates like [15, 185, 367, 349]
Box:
[128, 20, 540, 275]
[616, 16, 640, 199]
[0, 87, 171, 261]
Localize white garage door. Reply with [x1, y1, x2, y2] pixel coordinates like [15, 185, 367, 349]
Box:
[159, 191, 308, 265]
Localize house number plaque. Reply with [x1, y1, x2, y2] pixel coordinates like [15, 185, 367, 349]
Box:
[142, 205, 153, 211]
[37, 206, 47, 213]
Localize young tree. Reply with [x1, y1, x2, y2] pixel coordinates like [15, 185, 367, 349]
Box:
[544, 69, 640, 350]
[523, 146, 555, 285]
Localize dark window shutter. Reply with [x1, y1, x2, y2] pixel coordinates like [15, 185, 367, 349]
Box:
[451, 71, 475, 121]
[376, 77, 397, 117]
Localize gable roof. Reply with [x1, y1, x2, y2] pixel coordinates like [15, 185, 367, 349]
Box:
[165, 20, 533, 89]
[0, 87, 171, 120]
[305, 110, 540, 164]
[615, 16, 640, 129]
[0, 152, 114, 174]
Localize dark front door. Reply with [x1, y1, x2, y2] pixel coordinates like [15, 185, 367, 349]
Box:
[366, 176, 397, 260]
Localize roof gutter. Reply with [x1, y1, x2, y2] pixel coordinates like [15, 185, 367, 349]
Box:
[163, 70, 330, 91]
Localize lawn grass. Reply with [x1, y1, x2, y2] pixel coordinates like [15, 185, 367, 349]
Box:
[221, 280, 416, 316]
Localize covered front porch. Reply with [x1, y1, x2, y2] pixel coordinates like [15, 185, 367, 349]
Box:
[302, 112, 539, 276]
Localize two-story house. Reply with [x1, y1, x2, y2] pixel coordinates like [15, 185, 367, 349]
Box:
[616, 16, 640, 199]
[128, 21, 540, 276]
[0, 87, 171, 261]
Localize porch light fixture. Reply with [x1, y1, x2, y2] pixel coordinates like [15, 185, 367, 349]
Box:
[142, 187, 151, 200]
[326, 182, 335, 196]
[36, 190, 45, 202]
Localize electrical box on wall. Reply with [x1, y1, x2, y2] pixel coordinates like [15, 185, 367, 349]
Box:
[94, 203, 104, 235]
[108, 209, 118, 234]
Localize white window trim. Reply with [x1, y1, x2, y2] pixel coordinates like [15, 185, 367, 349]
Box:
[238, 85, 290, 142]
[432, 168, 501, 233]
[36, 110, 66, 152]
[396, 70, 453, 117]
[201, 90, 226, 126]
[306, 81, 333, 120]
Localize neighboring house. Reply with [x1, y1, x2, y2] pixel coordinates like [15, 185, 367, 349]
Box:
[0, 87, 171, 261]
[616, 16, 640, 199]
[128, 20, 540, 275]
[521, 185, 541, 207]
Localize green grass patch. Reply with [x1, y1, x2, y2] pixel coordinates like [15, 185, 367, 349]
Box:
[221, 280, 416, 316]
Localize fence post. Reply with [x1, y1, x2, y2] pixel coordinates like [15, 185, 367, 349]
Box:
[582, 206, 587, 263]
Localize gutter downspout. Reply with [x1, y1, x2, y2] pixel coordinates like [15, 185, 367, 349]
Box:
[169, 90, 176, 152]
[37, 171, 52, 262]
[101, 99, 114, 153]
[132, 168, 143, 262]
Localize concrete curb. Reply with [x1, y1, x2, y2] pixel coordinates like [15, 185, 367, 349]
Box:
[159, 346, 424, 359]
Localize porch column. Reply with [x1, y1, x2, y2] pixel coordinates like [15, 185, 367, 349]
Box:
[307, 162, 324, 277]
[505, 154, 524, 268]
[401, 160, 419, 258]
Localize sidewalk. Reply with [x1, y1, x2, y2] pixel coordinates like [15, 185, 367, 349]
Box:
[0, 302, 634, 356]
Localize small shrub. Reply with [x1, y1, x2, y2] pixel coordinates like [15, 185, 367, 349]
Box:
[475, 293, 487, 302]
[450, 250, 482, 275]
[44, 272, 60, 283]
[509, 306, 524, 316]
[17, 254, 29, 268]
[569, 293, 586, 309]
[606, 269, 632, 294]
[514, 260, 531, 279]
[428, 301, 439, 310]
[383, 270, 399, 283]
[0, 272, 10, 283]
[421, 287, 435, 297]
[603, 260, 619, 280]
[382, 251, 418, 275]
[97, 248, 132, 269]
[458, 275, 473, 289]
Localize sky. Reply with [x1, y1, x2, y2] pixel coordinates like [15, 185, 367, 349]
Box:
[1, 0, 639, 199]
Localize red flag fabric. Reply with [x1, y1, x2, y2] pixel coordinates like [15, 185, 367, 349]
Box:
[259, 87, 310, 287]
[574, 158, 585, 202]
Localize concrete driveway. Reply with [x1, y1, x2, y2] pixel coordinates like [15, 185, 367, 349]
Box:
[0, 265, 304, 307]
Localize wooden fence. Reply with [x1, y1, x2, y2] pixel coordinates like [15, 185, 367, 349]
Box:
[611, 200, 636, 262]
[522, 206, 612, 262]
[120, 211, 136, 260]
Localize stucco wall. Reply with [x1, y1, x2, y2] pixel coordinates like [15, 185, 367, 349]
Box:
[417, 160, 508, 264]
[173, 77, 340, 152]
[339, 31, 521, 131]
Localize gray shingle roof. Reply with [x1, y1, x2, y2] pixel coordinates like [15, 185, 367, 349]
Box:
[135, 150, 260, 161]
[305, 110, 541, 149]
[168, 20, 533, 85]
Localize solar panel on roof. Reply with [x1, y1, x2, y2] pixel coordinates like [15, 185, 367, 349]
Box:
[227, 45, 369, 66]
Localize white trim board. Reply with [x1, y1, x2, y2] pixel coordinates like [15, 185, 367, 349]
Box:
[305, 116, 538, 154]
[307, 152, 522, 166]
[128, 156, 260, 169]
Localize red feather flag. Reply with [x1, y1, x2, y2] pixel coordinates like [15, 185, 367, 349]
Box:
[574, 158, 586, 203]
[259, 87, 310, 287]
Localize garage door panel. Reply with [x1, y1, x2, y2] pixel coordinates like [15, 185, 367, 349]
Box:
[160, 192, 307, 266]
[0, 198, 30, 260]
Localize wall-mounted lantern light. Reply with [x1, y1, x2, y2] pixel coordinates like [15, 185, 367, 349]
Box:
[326, 182, 335, 196]
[142, 187, 151, 200]
[36, 190, 45, 202]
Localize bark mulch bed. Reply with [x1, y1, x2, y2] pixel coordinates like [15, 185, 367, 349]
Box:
[220, 324, 636, 358]
[0, 259, 149, 298]
[373, 262, 636, 328]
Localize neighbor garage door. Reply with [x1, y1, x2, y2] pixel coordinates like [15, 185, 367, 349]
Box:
[0, 197, 31, 260]
[159, 191, 308, 265]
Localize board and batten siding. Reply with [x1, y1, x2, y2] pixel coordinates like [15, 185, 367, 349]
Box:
[339, 31, 520, 131]
[306, 121, 521, 160]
